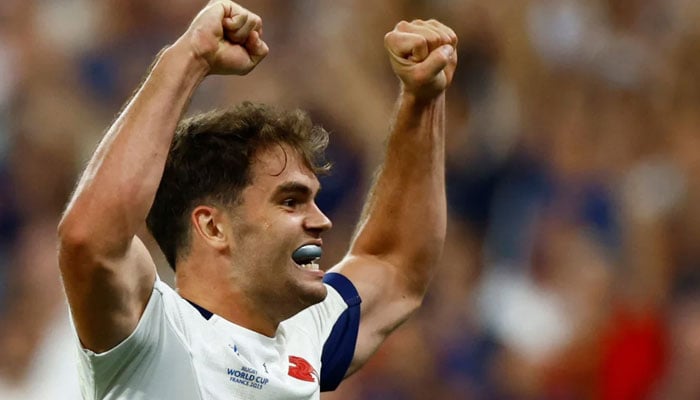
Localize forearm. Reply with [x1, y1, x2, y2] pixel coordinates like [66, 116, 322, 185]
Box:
[350, 89, 447, 295]
[59, 42, 209, 252]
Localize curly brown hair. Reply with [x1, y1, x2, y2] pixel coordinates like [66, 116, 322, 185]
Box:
[146, 102, 330, 269]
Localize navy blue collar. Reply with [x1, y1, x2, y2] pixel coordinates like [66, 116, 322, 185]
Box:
[185, 299, 213, 320]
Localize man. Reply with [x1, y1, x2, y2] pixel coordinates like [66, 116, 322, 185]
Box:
[58, 1, 457, 399]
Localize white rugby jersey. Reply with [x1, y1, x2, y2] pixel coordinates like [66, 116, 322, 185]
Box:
[75, 272, 361, 400]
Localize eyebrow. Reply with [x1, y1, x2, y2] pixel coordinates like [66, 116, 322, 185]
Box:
[273, 181, 321, 197]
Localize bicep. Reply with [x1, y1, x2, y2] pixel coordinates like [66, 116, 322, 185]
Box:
[60, 235, 157, 353]
[328, 255, 422, 376]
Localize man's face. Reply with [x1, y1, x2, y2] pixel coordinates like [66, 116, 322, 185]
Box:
[226, 144, 332, 318]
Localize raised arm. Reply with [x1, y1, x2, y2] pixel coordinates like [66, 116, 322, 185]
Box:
[330, 20, 457, 373]
[57, 1, 268, 353]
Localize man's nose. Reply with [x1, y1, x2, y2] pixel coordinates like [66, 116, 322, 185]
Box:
[305, 202, 332, 233]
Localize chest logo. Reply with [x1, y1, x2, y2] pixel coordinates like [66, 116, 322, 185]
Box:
[288, 355, 318, 382]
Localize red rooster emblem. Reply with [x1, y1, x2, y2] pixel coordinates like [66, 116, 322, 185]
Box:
[288, 355, 318, 382]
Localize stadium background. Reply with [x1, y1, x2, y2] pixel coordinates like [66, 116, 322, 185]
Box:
[2, 0, 700, 398]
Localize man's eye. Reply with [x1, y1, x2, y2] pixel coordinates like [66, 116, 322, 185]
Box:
[282, 198, 298, 208]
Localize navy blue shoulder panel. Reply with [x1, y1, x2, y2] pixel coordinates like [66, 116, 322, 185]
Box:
[320, 272, 362, 392]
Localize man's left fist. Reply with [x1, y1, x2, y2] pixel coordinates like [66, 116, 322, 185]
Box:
[384, 19, 458, 100]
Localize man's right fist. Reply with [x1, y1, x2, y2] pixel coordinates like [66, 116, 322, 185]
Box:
[384, 19, 458, 100]
[179, 0, 269, 75]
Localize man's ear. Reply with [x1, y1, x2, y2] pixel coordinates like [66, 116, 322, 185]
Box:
[191, 205, 229, 251]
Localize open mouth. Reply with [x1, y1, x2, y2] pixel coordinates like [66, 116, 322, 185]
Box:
[292, 244, 322, 271]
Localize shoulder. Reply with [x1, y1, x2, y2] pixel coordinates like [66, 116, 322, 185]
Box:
[285, 273, 362, 335]
[283, 272, 362, 392]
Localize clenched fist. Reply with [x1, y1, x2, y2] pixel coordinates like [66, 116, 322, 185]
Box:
[177, 0, 269, 75]
[385, 20, 458, 100]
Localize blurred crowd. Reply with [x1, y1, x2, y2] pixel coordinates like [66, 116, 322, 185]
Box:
[2, 0, 700, 399]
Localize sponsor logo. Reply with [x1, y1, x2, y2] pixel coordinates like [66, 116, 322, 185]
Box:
[288, 355, 318, 382]
[226, 366, 269, 390]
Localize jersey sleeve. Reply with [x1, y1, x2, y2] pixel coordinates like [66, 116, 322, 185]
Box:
[317, 272, 362, 392]
[74, 279, 185, 399]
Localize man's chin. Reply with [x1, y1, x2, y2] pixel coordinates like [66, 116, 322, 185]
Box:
[294, 282, 328, 311]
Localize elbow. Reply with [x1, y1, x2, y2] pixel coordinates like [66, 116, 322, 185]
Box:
[57, 213, 95, 268]
[57, 211, 119, 267]
[58, 200, 132, 255]
[57, 215, 125, 281]
[58, 212, 88, 250]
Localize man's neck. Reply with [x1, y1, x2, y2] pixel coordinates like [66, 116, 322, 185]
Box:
[175, 262, 282, 337]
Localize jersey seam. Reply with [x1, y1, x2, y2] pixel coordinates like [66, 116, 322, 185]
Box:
[161, 284, 206, 400]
